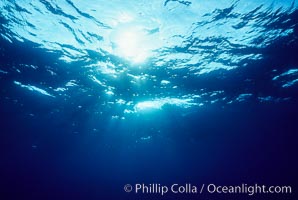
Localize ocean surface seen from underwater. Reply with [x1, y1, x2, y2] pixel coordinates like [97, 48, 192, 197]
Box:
[1, 0, 298, 200]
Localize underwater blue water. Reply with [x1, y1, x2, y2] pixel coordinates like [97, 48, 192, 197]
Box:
[1, 0, 298, 199]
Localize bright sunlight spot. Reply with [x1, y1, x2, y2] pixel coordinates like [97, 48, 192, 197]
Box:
[113, 27, 150, 63]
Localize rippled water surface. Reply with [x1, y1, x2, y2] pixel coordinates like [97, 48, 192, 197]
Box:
[1, 1, 298, 199]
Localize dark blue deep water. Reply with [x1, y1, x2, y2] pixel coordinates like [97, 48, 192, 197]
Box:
[1, 1, 298, 199]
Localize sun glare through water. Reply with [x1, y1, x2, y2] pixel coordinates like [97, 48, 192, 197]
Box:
[111, 12, 160, 64]
[114, 27, 149, 63]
